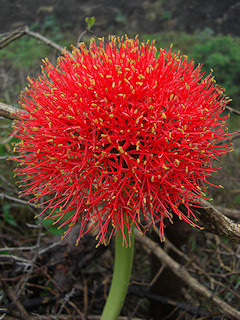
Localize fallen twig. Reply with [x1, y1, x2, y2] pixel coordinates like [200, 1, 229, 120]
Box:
[129, 285, 220, 318]
[14, 215, 43, 302]
[3, 284, 31, 320]
[135, 230, 240, 319]
[0, 245, 38, 252]
[164, 236, 240, 300]
[0, 254, 32, 268]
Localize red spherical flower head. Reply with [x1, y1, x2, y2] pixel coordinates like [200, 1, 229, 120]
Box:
[13, 36, 231, 246]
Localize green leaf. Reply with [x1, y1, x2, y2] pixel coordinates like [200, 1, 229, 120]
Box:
[85, 16, 95, 30]
[40, 209, 75, 236]
[3, 204, 17, 226]
[233, 194, 240, 204]
[42, 218, 63, 236]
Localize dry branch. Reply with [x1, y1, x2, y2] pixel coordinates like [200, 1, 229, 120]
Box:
[182, 198, 240, 243]
[24, 26, 66, 53]
[214, 205, 240, 219]
[0, 27, 25, 49]
[0, 193, 38, 209]
[135, 230, 240, 319]
[0, 25, 65, 52]
[0, 101, 23, 120]
[225, 105, 240, 116]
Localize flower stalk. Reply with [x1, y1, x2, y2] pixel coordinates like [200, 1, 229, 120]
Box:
[101, 228, 134, 320]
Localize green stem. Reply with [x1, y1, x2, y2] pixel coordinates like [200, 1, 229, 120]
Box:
[101, 229, 134, 320]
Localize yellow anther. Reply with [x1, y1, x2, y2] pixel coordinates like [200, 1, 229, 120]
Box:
[162, 113, 166, 120]
[118, 146, 124, 154]
[136, 115, 143, 124]
[66, 115, 75, 119]
[162, 164, 169, 170]
[175, 159, 180, 166]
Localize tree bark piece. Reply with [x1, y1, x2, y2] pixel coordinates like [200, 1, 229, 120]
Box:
[181, 198, 240, 243]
